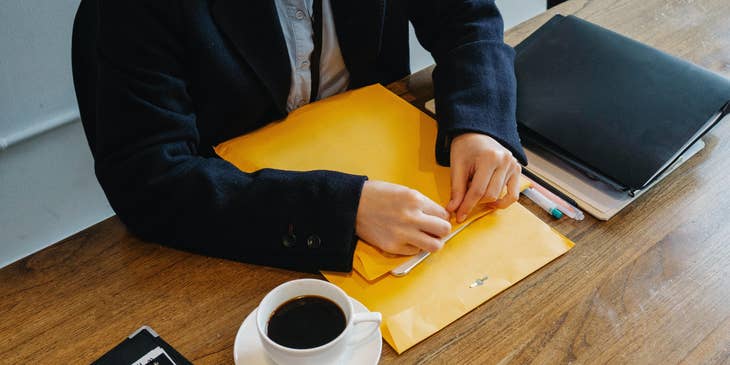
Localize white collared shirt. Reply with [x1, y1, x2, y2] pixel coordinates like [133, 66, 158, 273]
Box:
[273, 0, 350, 112]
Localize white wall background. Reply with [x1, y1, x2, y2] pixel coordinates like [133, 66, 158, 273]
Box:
[0, 0, 545, 268]
[0, 0, 114, 269]
[410, 0, 548, 71]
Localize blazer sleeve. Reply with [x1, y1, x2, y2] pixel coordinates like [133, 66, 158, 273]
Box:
[407, 0, 527, 165]
[91, 1, 366, 272]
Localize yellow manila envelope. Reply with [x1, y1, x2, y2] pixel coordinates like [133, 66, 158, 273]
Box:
[323, 203, 573, 353]
[215, 84, 575, 352]
[215, 84, 532, 280]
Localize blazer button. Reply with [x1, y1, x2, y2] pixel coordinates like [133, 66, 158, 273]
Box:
[306, 235, 321, 249]
[282, 233, 297, 248]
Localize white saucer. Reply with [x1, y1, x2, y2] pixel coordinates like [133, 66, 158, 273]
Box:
[233, 298, 382, 365]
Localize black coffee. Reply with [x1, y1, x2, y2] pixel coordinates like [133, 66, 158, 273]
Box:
[267, 295, 346, 349]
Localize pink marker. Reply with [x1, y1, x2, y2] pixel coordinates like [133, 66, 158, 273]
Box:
[524, 176, 584, 221]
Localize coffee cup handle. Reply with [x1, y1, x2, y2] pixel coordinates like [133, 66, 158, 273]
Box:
[347, 311, 382, 346]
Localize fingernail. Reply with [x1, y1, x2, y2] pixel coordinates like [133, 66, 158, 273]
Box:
[459, 214, 467, 223]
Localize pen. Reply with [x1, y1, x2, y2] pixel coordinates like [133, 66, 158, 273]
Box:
[522, 169, 579, 207]
[534, 183, 584, 220]
[522, 188, 563, 219]
[524, 176, 584, 221]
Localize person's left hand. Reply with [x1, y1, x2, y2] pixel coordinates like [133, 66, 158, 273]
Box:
[447, 133, 522, 223]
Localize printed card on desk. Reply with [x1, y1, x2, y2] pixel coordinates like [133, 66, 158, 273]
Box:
[92, 326, 192, 365]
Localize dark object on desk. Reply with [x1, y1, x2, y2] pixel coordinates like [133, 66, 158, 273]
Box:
[515, 15, 730, 193]
[547, 0, 568, 8]
[91, 326, 192, 365]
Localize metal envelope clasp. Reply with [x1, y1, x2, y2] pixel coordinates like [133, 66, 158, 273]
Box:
[469, 275, 489, 288]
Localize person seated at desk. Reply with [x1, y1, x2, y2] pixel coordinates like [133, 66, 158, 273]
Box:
[73, 0, 526, 273]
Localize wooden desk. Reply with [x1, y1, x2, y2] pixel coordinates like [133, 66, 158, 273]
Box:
[3, 0, 729, 363]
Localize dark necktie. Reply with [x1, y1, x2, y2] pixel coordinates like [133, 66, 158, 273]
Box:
[309, 0, 323, 102]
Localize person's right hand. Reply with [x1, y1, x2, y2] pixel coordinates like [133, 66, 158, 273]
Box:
[355, 180, 452, 256]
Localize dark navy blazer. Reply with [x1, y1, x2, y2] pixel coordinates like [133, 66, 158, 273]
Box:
[72, 0, 526, 273]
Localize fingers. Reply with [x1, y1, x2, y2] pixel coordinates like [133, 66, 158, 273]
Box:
[419, 194, 450, 220]
[447, 163, 468, 213]
[400, 192, 450, 254]
[357, 181, 454, 256]
[388, 212, 450, 255]
[403, 229, 445, 253]
[387, 243, 421, 256]
[493, 162, 522, 209]
[455, 164, 493, 222]
[483, 165, 509, 203]
[417, 212, 452, 238]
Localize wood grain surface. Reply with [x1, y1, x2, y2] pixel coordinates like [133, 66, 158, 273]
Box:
[2, 0, 730, 363]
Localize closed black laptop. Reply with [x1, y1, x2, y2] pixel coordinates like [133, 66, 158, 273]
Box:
[515, 15, 730, 192]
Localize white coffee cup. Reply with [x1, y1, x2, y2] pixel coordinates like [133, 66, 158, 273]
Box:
[256, 279, 381, 365]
